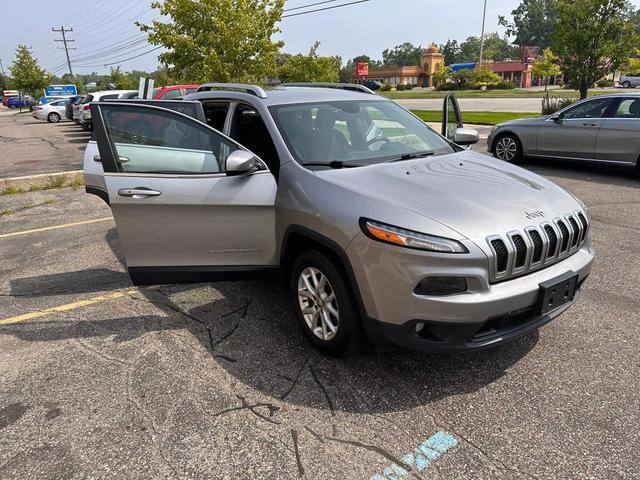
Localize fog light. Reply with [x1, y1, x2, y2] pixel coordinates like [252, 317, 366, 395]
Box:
[415, 276, 467, 296]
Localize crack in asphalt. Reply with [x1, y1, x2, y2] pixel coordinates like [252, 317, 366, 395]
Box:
[308, 364, 338, 436]
[214, 394, 280, 425]
[290, 429, 305, 478]
[280, 355, 311, 400]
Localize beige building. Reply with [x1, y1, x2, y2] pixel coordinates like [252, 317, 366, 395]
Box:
[354, 45, 445, 87]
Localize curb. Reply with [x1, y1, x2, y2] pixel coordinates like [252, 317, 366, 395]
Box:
[0, 170, 83, 190]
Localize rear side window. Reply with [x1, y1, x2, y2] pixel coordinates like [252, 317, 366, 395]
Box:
[100, 94, 119, 100]
[202, 102, 229, 131]
[612, 98, 640, 118]
[159, 89, 182, 100]
[99, 104, 240, 174]
[562, 98, 611, 119]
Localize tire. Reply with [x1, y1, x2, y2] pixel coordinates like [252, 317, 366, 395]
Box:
[622, 81, 631, 89]
[493, 133, 523, 163]
[81, 122, 90, 131]
[290, 250, 364, 357]
[47, 112, 61, 123]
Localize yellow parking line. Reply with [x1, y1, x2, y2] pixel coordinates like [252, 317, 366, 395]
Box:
[0, 217, 113, 239]
[0, 289, 137, 326]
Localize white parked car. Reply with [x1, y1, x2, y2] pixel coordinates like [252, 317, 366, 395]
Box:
[619, 74, 640, 88]
[32, 99, 70, 123]
[78, 90, 138, 131]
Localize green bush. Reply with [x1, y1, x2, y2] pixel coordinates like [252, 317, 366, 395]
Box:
[379, 83, 392, 91]
[596, 79, 615, 88]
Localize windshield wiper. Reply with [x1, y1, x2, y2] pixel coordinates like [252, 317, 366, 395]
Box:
[385, 151, 435, 163]
[301, 161, 362, 169]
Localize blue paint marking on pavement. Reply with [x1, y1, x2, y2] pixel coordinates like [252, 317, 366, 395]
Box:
[369, 431, 458, 479]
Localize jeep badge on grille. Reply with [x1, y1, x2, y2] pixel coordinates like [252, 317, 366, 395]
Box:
[525, 210, 545, 219]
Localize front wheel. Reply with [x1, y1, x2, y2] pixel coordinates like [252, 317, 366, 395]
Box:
[290, 250, 364, 357]
[493, 133, 523, 163]
[622, 81, 631, 89]
[48, 112, 61, 123]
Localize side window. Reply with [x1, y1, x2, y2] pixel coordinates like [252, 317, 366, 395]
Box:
[230, 105, 279, 175]
[612, 98, 640, 118]
[101, 94, 119, 100]
[562, 98, 611, 119]
[160, 89, 182, 100]
[100, 105, 239, 174]
[184, 88, 197, 95]
[202, 102, 230, 131]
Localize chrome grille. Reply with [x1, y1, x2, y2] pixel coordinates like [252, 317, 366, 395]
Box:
[486, 211, 589, 283]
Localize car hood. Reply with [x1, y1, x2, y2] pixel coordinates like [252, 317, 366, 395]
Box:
[316, 150, 582, 243]
[496, 115, 549, 127]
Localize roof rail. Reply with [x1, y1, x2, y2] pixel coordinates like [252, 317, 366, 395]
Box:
[196, 83, 268, 98]
[281, 82, 376, 95]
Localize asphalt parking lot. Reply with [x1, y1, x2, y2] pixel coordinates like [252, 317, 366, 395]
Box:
[0, 111, 639, 479]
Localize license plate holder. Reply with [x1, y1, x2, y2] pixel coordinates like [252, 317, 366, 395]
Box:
[536, 271, 578, 315]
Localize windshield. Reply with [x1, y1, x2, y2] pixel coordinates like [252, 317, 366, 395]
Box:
[270, 100, 454, 167]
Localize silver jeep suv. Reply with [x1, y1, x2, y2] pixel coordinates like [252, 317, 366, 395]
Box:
[83, 83, 594, 356]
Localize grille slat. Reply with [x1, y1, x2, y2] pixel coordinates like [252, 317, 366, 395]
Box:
[511, 234, 527, 268]
[557, 220, 570, 253]
[568, 216, 580, 248]
[487, 211, 588, 283]
[491, 239, 509, 273]
[577, 212, 588, 242]
[544, 225, 558, 258]
[529, 230, 544, 263]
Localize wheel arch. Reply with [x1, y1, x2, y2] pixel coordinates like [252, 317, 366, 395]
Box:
[490, 129, 521, 153]
[280, 225, 366, 319]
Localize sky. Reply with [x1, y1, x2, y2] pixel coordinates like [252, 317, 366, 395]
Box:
[2, 0, 640, 77]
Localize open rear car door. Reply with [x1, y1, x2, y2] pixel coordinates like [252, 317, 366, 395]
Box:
[84, 100, 277, 285]
[441, 92, 479, 146]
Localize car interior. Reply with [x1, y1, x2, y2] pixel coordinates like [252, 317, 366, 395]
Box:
[229, 105, 280, 178]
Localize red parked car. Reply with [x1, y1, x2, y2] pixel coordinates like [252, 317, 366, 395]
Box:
[152, 84, 199, 100]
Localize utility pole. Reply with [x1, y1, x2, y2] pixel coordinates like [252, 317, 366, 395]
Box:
[479, 0, 488, 66]
[52, 26, 75, 76]
[0, 58, 5, 77]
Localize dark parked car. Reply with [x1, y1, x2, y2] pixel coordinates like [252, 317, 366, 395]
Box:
[65, 95, 83, 120]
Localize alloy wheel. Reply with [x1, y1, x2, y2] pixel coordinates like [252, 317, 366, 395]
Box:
[49, 113, 60, 123]
[297, 267, 339, 341]
[495, 136, 518, 162]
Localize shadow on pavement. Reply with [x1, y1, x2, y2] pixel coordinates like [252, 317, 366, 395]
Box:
[522, 157, 639, 186]
[2, 227, 537, 414]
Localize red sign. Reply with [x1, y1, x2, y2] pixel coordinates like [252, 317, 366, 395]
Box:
[356, 62, 369, 77]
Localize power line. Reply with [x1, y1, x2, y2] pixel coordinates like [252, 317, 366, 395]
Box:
[52, 26, 75, 76]
[74, 46, 162, 68]
[282, 0, 371, 18]
[284, 0, 339, 12]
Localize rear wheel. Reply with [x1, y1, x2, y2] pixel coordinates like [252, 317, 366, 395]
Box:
[622, 81, 631, 89]
[290, 250, 364, 357]
[47, 112, 61, 123]
[493, 133, 523, 163]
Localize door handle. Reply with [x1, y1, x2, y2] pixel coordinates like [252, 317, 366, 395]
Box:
[118, 156, 130, 163]
[582, 122, 598, 126]
[117, 187, 161, 198]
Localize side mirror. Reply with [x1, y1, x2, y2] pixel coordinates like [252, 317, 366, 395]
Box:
[453, 127, 479, 146]
[552, 113, 564, 124]
[226, 149, 257, 176]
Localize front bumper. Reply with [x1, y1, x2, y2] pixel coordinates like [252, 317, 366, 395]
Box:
[347, 233, 594, 353]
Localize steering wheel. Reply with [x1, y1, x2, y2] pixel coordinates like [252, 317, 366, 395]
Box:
[366, 136, 392, 148]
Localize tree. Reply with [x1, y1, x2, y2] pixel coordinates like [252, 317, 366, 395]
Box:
[432, 65, 452, 87]
[532, 48, 561, 90]
[9, 45, 51, 99]
[278, 42, 340, 83]
[622, 49, 640, 74]
[458, 33, 520, 63]
[139, 0, 284, 83]
[382, 42, 422, 67]
[553, 0, 640, 98]
[439, 39, 461, 65]
[499, 0, 558, 49]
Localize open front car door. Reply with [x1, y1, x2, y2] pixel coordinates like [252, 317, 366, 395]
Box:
[441, 92, 479, 146]
[89, 101, 277, 285]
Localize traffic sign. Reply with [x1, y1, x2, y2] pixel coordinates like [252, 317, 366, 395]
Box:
[44, 84, 78, 97]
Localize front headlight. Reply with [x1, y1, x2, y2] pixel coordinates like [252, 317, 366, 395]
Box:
[360, 219, 468, 254]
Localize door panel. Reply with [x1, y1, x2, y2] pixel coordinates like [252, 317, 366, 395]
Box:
[91, 101, 277, 276]
[536, 98, 612, 159]
[105, 172, 276, 267]
[595, 98, 640, 163]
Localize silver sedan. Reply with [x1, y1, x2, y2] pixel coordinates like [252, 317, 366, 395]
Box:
[32, 99, 69, 123]
[488, 93, 640, 171]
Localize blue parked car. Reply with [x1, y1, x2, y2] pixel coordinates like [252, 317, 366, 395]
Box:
[6, 97, 35, 108]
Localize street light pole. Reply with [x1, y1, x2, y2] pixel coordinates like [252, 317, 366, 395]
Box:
[479, 0, 488, 66]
